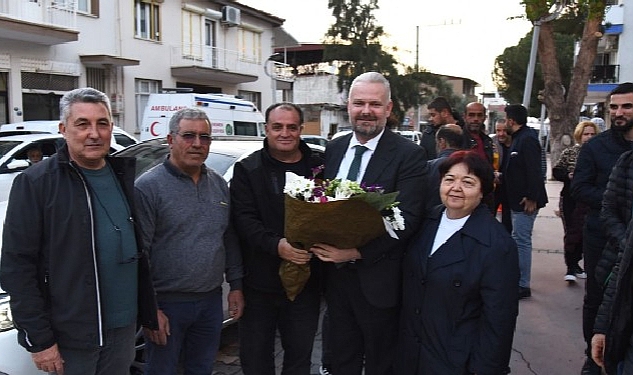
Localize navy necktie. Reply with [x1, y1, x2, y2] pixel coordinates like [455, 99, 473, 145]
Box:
[346, 145, 368, 181]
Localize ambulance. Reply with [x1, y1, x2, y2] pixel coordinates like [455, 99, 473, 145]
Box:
[140, 93, 265, 140]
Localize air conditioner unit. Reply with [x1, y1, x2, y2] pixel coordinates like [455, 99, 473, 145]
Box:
[221, 6, 240, 26]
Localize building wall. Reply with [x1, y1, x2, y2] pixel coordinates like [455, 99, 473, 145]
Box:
[0, 0, 280, 134]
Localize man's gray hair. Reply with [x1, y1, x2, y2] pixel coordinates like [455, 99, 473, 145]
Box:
[169, 107, 211, 134]
[59, 88, 112, 124]
[348, 72, 391, 101]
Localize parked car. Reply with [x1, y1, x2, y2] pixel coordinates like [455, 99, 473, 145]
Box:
[0, 120, 139, 149]
[398, 130, 422, 145]
[301, 134, 328, 147]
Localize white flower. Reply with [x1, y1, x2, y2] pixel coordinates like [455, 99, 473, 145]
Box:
[284, 172, 314, 200]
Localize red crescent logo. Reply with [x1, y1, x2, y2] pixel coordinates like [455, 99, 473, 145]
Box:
[150, 121, 160, 137]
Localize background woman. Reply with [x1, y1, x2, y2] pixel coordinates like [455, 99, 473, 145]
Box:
[398, 151, 519, 374]
[552, 121, 599, 282]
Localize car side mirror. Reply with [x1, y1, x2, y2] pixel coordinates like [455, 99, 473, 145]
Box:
[6, 159, 31, 170]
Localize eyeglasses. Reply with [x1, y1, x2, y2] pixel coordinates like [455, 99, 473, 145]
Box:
[175, 132, 212, 145]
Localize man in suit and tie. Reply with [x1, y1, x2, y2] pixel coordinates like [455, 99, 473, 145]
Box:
[311, 72, 428, 375]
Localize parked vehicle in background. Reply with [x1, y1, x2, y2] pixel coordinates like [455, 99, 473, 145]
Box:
[301, 134, 328, 147]
[399, 130, 423, 145]
[0, 120, 139, 149]
[140, 93, 265, 140]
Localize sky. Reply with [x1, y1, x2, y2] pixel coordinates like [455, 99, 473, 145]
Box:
[239, 0, 534, 92]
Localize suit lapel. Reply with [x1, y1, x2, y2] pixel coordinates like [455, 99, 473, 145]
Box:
[325, 134, 352, 180]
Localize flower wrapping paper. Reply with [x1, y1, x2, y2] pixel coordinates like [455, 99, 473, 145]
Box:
[280, 195, 387, 300]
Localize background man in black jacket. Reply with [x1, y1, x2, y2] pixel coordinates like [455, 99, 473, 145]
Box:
[573, 82, 633, 375]
[503, 104, 548, 300]
[231, 102, 324, 375]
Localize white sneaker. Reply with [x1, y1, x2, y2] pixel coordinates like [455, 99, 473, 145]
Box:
[564, 273, 577, 282]
[320, 365, 333, 375]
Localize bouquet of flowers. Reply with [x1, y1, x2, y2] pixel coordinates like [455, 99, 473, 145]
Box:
[279, 169, 405, 300]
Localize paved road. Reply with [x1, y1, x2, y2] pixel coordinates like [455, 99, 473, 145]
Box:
[213, 179, 591, 375]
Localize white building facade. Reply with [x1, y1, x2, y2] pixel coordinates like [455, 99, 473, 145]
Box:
[0, 0, 292, 135]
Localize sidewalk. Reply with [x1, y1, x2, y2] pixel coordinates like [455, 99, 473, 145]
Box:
[214, 178, 588, 375]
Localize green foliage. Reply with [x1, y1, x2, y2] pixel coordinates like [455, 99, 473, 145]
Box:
[323, 0, 458, 124]
[493, 30, 575, 115]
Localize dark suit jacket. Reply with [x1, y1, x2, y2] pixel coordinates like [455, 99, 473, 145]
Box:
[324, 129, 428, 308]
[397, 204, 519, 374]
[503, 125, 548, 212]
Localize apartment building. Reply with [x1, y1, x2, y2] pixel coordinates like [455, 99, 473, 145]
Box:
[583, 0, 632, 115]
[0, 0, 294, 135]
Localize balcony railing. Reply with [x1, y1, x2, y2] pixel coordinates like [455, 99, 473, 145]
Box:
[0, 0, 77, 29]
[590, 64, 620, 84]
[171, 44, 260, 77]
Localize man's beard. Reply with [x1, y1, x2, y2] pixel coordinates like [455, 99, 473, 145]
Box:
[353, 117, 384, 138]
[612, 117, 633, 133]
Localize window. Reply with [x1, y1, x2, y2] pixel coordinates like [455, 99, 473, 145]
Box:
[237, 90, 261, 111]
[135, 79, 161, 134]
[86, 68, 106, 92]
[238, 29, 261, 63]
[135, 0, 160, 41]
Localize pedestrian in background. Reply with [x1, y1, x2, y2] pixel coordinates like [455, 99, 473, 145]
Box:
[421, 96, 457, 159]
[0, 87, 158, 375]
[310, 72, 428, 375]
[135, 107, 244, 375]
[503, 104, 548, 300]
[552, 120, 599, 282]
[571, 82, 633, 375]
[230, 102, 324, 375]
[398, 151, 519, 374]
[493, 118, 513, 233]
[426, 123, 463, 211]
[462, 102, 494, 164]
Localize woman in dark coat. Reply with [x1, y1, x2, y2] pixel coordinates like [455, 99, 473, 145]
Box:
[398, 151, 520, 375]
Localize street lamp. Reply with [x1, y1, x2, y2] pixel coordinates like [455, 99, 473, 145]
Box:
[264, 53, 285, 105]
[522, 0, 567, 109]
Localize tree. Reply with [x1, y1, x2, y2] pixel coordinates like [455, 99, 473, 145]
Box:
[520, 0, 607, 162]
[323, 0, 460, 125]
[493, 30, 575, 116]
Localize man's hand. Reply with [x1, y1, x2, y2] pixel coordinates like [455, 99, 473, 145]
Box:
[32, 343, 64, 374]
[591, 333, 606, 368]
[311, 243, 361, 263]
[228, 289, 245, 320]
[144, 309, 170, 345]
[278, 238, 312, 265]
[519, 197, 538, 215]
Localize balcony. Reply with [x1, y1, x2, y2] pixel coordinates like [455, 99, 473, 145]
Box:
[0, 0, 78, 45]
[590, 65, 620, 84]
[170, 45, 260, 85]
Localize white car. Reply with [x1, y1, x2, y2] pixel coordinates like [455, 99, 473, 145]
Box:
[0, 120, 139, 149]
[398, 130, 423, 145]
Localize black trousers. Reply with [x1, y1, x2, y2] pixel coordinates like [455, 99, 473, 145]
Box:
[239, 285, 320, 375]
[325, 264, 398, 375]
[582, 223, 606, 356]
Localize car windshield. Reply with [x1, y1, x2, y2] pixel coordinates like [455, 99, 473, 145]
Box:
[0, 141, 21, 158]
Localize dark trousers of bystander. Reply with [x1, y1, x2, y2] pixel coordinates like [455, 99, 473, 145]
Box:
[582, 221, 606, 362]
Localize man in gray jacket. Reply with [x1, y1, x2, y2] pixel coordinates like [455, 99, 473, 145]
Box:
[135, 107, 244, 375]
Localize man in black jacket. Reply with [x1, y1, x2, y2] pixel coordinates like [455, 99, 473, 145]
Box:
[0, 88, 158, 375]
[230, 102, 324, 375]
[462, 102, 494, 164]
[502, 104, 548, 300]
[577, 82, 633, 375]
